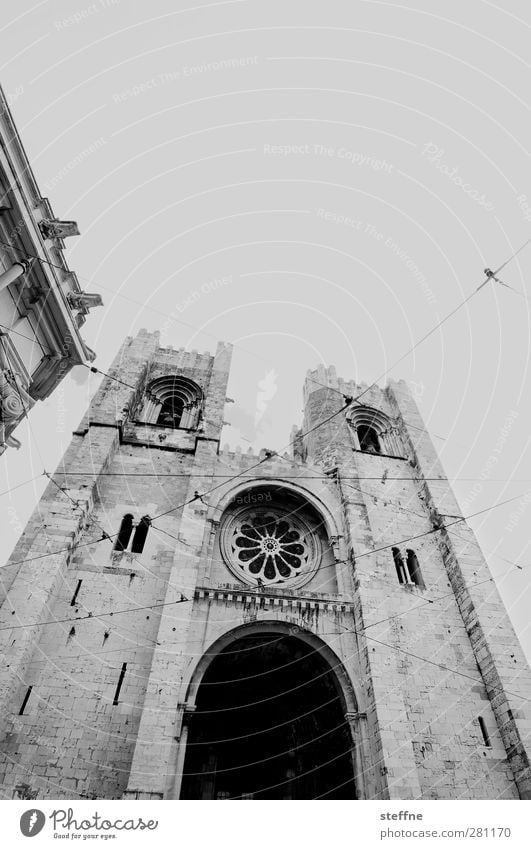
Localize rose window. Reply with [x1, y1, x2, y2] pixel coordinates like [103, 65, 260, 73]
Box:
[220, 505, 321, 588]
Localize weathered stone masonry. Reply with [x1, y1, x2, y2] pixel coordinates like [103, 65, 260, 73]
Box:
[0, 330, 530, 799]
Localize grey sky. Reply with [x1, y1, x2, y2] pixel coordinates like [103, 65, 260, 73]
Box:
[1, 0, 531, 660]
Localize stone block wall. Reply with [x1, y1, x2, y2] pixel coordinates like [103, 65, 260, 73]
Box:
[0, 331, 232, 799]
[300, 367, 528, 798]
[0, 343, 529, 800]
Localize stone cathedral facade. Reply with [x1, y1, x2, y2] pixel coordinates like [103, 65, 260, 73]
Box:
[1, 328, 530, 801]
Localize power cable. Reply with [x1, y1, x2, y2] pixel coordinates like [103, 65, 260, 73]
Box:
[45, 471, 531, 482]
[0, 240, 261, 365]
[361, 575, 496, 631]
[0, 323, 41, 344]
[3, 234, 530, 415]
[3, 239, 528, 491]
[0, 317, 498, 452]
[300, 237, 531, 415]
[15, 467, 523, 655]
[337, 624, 531, 705]
[1, 399, 352, 568]
[0, 596, 189, 634]
[0, 562, 516, 662]
[149, 402, 353, 523]
[0, 335, 47, 468]
[41, 471, 195, 616]
[115, 472, 531, 589]
[3, 241, 530, 608]
[3, 376, 524, 645]
[0, 318, 476, 452]
[3, 466, 528, 573]
[15, 641, 167, 667]
[494, 235, 531, 275]
[3, 241, 530, 741]
[495, 555, 528, 571]
[346, 490, 529, 562]
[81, 363, 140, 392]
[0, 474, 44, 499]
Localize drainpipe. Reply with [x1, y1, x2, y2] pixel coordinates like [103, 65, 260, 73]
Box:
[0, 259, 29, 293]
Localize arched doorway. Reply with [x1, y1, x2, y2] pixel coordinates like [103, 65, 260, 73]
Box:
[180, 632, 357, 799]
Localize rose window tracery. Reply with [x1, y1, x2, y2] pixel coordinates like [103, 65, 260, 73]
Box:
[220, 504, 321, 588]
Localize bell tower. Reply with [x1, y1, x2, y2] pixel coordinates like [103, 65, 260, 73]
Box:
[0, 333, 530, 800]
[299, 366, 531, 799]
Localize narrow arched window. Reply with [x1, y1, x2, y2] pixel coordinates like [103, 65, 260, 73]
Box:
[131, 515, 151, 554]
[140, 375, 203, 430]
[157, 396, 185, 428]
[393, 547, 407, 584]
[357, 425, 381, 454]
[406, 549, 424, 588]
[478, 716, 491, 747]
[114, 514, 134, 551]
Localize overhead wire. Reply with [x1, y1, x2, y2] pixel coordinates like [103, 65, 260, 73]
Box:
[0, 596, 189, 634]
[13, 471, 167, 646]
[301, 237, 531, 430]
[42, 470, 531, 482]
[0, 474, 44, 499]
[41, 470, 196, 618]
[7, 472, 521, 577]
[2, 238, 530, 675]
[335, 623, 531, 705]
[0, 240, 269, 366]
[0, 399, 353, 569]
[2, 234, 530, 416]
[3, 217, 531, 785]
[4, 478, 526, 715]
[0, 335, 47, 469]
[149, 402, 353, 523]
[344, 490, 530, 562]
[0, 317, 465, 449]
[351, 248, 529, 408]
[2, 393, 525, 674]
[63, 434, 531, 592]
[0, 322, 42, 345]
[3, 237, 529, 505]
[228, 443, 525, 594]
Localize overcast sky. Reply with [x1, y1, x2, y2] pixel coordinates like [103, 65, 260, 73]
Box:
[1, 0, 531, 659]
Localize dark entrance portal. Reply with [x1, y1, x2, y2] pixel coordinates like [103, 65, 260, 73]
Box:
[180, 634, 356, 799]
